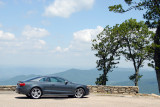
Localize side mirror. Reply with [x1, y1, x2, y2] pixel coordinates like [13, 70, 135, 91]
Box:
[65, 81, 68, 85]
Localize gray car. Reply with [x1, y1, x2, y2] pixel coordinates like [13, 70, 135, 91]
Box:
[16, 76, 89, 99]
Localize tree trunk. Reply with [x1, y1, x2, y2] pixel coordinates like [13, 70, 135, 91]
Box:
[135, 69, 139, 86]
[155, 69, 160, 93]
[154, 22, 160, 93]
[102, 71, 107, 85]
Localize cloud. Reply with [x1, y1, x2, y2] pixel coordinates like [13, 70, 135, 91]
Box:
[0, 25, 49, 54]
[51, 46, 69, 53]
[33, 40, 46, 49]
[52, 26, 103, 53]
[22, 25, 50, 39]
[0, 30, 15, 40]
[73, 26, 104, 43]
[0, 1, 4, 6]
[44, 0, 95, 18]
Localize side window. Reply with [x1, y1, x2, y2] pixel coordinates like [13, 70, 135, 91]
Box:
[39, 78, 46, 82]
[49, 77, 58, 82]
[56, 78, 65, 83]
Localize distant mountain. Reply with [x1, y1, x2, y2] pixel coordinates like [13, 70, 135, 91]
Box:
[52, 69, 99, 85]
[52, 68, 156, 85]
[0, 67, 67, 80]
[0, 74, 40, 85]
[0, 68, 159, 95]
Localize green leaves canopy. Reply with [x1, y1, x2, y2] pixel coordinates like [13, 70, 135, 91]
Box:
[109, 0, 160, 28]
[92, 25, 121, 85]
[92, 18, 154, 86]
[119, 19, 154, 85]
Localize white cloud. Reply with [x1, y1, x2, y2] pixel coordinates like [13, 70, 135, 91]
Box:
[22, 25, 50, 39]
[73, 26, 104, 43]
[44, 0, 95, 18]
[52, 26, 103, 53]
[51, 46, 69, 53]
[0, 30, 15, 40]
[0, 26, 49, 53]
[0, 1, 4, 6]
[33, 40, 46, 49]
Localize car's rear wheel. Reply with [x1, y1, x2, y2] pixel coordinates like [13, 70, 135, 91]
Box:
[30, 87, 42, 99]
[74, 88, 84, 98]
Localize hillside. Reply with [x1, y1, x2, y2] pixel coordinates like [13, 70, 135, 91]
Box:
[0, 74, 40, 85]
[0, 67, 67, 81]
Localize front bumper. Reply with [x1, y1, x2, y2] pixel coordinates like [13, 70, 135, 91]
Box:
[85, 87, 90, 95]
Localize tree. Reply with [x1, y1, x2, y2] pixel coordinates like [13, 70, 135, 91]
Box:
[119, 19, 153, 86]
[108, 0, 160, 92]
[92, 25, 121, 85]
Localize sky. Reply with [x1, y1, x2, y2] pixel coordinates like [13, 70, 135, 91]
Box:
[0, 0, 150, 69]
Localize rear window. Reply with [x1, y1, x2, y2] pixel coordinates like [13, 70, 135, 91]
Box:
[25, 77, 42, 82]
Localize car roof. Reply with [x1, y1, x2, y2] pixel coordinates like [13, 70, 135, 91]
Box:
[37, 76, 66, 80]
[40, 76, 63, 78]
[24, 76, 67, 82]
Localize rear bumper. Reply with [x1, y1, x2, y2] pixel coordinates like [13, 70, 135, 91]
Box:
[16, 86, 29, 95]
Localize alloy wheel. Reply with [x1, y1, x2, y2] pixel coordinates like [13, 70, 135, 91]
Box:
[30, 87, 42, 99]
[75, 88, 84, 98]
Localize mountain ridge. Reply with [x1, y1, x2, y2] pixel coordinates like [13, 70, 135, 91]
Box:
[0, 68, 158, 94]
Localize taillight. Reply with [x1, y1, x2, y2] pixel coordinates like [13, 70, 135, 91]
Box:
[19, 83, 25, 87]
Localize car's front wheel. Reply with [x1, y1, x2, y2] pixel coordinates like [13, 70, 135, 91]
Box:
[30, 87, 42, 99]
[74, 88, 84, 98]
[26, 94, 31, 98]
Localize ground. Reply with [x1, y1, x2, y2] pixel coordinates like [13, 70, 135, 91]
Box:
[0, 91, 159, 107]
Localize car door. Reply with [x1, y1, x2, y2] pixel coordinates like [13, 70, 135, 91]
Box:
[48, 77, 73, 94]
[38, 77, 52, 94]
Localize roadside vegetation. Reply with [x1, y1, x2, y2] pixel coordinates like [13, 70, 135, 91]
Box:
[92, 19, 154, 86]
[92, 0, 160, 93]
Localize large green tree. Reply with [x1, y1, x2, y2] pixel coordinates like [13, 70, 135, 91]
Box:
[109, 0, 160, 92]
[92, 25, 121, 85]
[119, 19, 153, 86]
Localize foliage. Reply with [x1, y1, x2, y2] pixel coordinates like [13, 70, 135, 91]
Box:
[92, 25, 121, 85]
[129, 74, 143, 83]
[118, 18, 153, 86]
[95, 74, 108, 85]
[93, 18, 153, 86]
[108, 0, 160, 92]
[109, 0, 160, 28]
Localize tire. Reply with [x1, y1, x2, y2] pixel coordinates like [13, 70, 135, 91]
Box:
[26, 94, 31, 98]
[68, 95, 74, 98]
[74, 88, 84, 98]
[30, 87, 42, 99]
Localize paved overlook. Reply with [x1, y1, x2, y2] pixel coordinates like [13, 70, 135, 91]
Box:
[0, 91, 159, 107]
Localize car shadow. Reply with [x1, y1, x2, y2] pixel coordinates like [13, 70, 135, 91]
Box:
[15, 96, 88, 100]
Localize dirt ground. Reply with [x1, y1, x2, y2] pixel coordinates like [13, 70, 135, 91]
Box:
[0, 91, 159, 107]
